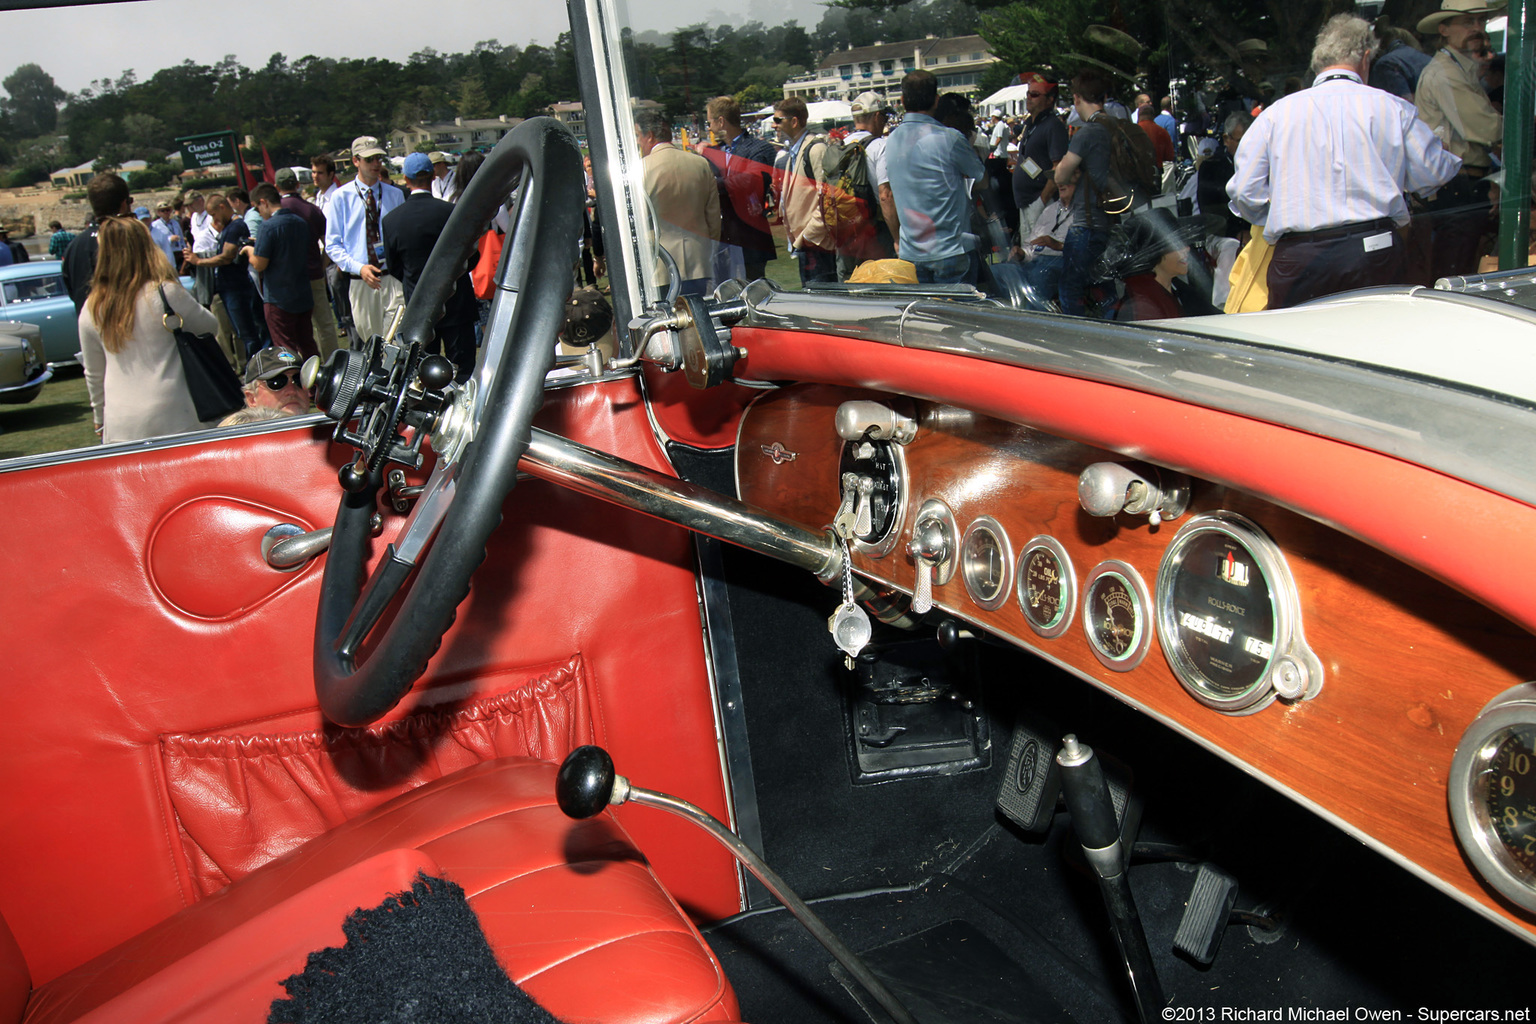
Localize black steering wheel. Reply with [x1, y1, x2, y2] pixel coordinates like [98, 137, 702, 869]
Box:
[313, 117, 585, 727]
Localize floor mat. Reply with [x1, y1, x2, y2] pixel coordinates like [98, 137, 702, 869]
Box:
[705, 876, 1125, 1024]
[832, 919, 1075, 1024]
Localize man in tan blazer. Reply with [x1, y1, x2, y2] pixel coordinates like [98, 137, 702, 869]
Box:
[637, 110, 722, 297]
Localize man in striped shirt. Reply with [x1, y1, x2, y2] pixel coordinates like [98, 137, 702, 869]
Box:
[1226, 14, 1460, 309]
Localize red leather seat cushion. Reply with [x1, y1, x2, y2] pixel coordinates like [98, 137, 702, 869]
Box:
[23, 759, 738, 1024]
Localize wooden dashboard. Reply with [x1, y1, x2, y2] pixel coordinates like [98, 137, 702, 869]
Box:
[735, 383, 1536, 944]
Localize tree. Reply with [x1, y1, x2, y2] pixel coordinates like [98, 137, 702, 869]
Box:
[3, 64, 66, 137]
[456, 75, 492, 119]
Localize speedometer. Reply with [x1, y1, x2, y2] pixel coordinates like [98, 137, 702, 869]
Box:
[1155, 513, 1322, 714]
[1450, 684, 1536, 913]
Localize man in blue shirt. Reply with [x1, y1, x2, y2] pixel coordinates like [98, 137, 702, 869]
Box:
[149, 201, 185, 271]
[244, 182, 316, 361]
[885, 69, 987, 285]
[323, 135, 405, 345]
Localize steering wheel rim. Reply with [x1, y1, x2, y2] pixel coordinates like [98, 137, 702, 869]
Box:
[314, 117, 586, 727]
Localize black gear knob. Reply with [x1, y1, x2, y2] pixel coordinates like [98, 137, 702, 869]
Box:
[556, 745, 617, 819]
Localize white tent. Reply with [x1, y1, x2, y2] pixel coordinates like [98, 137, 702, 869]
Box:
[977, 84, 1031, 115]
[748, 100, 854, 125]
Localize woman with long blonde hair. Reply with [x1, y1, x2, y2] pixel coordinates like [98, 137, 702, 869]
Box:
[80, 216, 223, 442]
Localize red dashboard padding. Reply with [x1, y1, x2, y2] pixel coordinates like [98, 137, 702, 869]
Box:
[24, 759, 738, 1024]
[160, 655, 593, 896]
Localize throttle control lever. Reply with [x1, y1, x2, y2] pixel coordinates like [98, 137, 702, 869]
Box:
[557, 746, 919, 1024]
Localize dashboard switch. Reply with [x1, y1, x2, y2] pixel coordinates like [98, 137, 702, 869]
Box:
[1078, 462, 1191, 524]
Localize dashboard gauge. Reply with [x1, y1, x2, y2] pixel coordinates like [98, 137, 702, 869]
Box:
[1155, 513, 1322, 715]
[1450, 684, 1536, 913]
[1017, 535, 1075, 638]
[1082, 561, 1153, 671]
[961, 517, 1013, 611]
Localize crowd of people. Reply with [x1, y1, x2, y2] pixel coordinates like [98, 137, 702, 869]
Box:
[61, 137, 488, 444]
[635, 0, 1508, 321]
[43, 0, 1511, 443]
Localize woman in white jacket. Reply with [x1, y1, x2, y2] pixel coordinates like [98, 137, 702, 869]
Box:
[80, 216, 223, 443]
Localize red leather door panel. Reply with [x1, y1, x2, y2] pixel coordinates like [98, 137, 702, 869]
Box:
[0, 376, 736, 985]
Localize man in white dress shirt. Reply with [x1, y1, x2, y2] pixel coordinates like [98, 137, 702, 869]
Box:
[429, 152, 456, 201]
[323, 136, 405, 344]
[1226, 14, 1460, 309]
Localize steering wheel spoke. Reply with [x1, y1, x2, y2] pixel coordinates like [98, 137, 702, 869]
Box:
[311, 118, 586, 727]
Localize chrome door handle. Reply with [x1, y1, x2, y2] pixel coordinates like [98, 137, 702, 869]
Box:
[262, 514, 380, 572]
[262, 523, 333, 572]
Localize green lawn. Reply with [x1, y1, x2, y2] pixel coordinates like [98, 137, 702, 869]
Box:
[0, 368, 98, 461]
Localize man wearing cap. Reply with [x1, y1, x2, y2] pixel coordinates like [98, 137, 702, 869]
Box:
[382, 152, 478, 379]
[836, 91, 897, 275]
[150, 201, 185, 271]
[1415, 0, 1504, 279]
[886, 69, 988, 285]
[241, 183, 315, 361]
[703, 95, 779, 282]
[1227, 14, 1460, 309]
[1011, 74, 1069, 247]
[239, 347, 311, 418]
[428, 152, 456, 201]
[323, 135, 405, 345]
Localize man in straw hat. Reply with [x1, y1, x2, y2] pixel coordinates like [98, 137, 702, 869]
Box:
[1414, 0, 1505, 279]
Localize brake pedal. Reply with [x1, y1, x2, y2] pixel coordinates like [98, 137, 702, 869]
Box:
[1173, 863, 1241, 965]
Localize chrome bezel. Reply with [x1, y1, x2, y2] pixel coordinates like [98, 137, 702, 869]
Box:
[1082, 560, 1153, 672]
[960, 516, 1013, 611]
[1155, 512, 1322, 715]
[1017, 534, 1076, 639]
[1450, 683, 1536, 914]
[853, 439, 909, 560]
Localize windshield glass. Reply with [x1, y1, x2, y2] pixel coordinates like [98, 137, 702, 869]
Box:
[0, 0, 1525, 463]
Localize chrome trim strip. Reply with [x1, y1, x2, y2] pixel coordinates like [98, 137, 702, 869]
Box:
[692, 534, 768, 907]
[0, 366, 52, 395]
[737, 291, 1536, 508]
[0, 411, 333, 475]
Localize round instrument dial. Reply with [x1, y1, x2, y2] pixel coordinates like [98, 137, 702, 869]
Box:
[1017, 535, 1075, 638]
[1451, 685, 1536, 913]
[961, 517, 1013, 610]
[1082, 561, 1152, 671]
[1156, 513, 1321, 714]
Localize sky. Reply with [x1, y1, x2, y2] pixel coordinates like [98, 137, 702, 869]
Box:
[0, 0, 829, 96]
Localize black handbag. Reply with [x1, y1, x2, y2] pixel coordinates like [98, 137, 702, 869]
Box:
[159, 286, 244, 421]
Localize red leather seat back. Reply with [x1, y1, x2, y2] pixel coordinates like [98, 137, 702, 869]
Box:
[0, 377, 738, 985]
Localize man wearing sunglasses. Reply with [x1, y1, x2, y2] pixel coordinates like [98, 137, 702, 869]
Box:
[240, 348, 312, 417]
[1011, 73, 1068, 247]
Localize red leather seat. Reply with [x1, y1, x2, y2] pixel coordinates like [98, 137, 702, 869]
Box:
[7, 759, 738, 1024]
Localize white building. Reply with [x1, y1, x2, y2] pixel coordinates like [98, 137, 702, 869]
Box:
[783, 35, 999, 107]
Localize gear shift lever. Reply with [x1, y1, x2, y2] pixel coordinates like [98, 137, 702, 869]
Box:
[556, 746, 920, 1024]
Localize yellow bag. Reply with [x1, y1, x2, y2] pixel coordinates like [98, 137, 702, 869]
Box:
[1224, 224, 1273, 314]
[846, 258, 918, 284]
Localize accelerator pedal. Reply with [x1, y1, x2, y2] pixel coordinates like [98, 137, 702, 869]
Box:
[1172, 863, 1241, 966]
